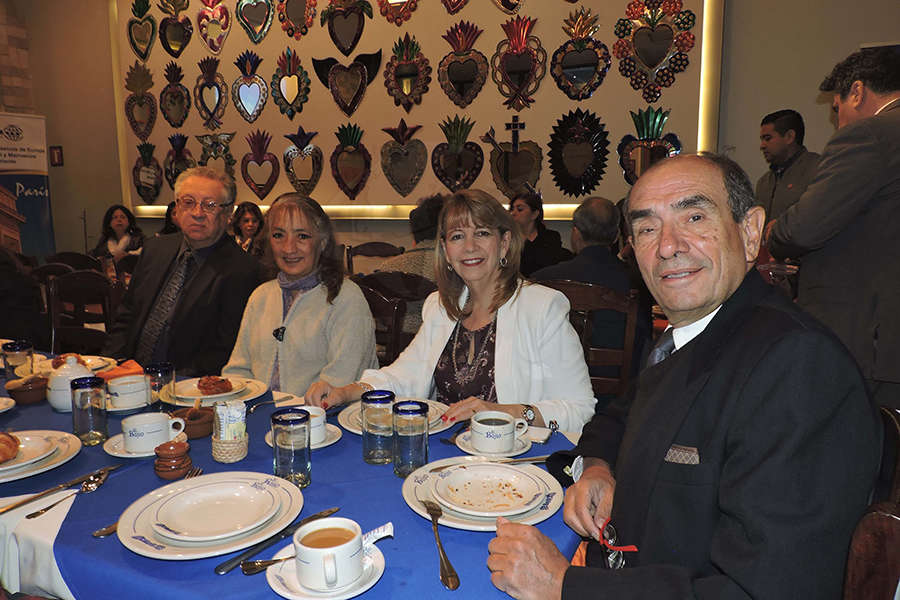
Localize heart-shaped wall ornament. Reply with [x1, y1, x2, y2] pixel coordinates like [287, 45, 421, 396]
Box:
[158, 0, 193, 58]
[237, 0, 275, 43]
[321, 0, 372, 57]
[384, 34, 431, 113]
[160, 61, 191, 127]
[431, 115, 483, 192]
[127, 0, 157, 61]
[283, 126, 323, 194]
[232, 50, 268, 122]
[493, 0, 523, 14]
[193, 57, 228, 129]
[380, 119, 426, 197]
[441, 0, 468, 15]
[124, 61, 157, 140]
[277, 0, 318, 40]
[312, 51, 380, 117]
[548, 108, 610, 197]
[133, 143, 163, 204]
[197, 0, 231, 54]
[270, 47, 311, 119]
[376, 0, 416, 25]
[438, 21, 488, 108]
[163, 133, 197, 189]
[550, 8, 610, 101]
[612, 0, 696, 103]
[480, 119, 542, 199]
[616, 106, 681, 184]
[196, 132, 237, 177]
[330, 123, 370, 200]
[490, 16, 546, 111]
[241, 130, 280, 200]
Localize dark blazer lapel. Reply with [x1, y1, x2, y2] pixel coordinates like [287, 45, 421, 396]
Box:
[134, 235, 181, 329]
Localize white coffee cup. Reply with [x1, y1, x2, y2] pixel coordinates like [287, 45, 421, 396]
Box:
[121, 412, 185, 454]
[470, 410, 529, 454]
[304, 405, 327, 446]
[107, 375, 149, 409]
[293, 517, 363, 591]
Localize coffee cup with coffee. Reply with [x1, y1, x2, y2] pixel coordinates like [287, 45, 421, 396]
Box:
[469, 410, 528, 454]
[293, 517, 363, 591]
[305, 405, 327, 446]
[121, 412, 185, 454]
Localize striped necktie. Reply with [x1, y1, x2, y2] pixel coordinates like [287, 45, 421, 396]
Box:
[645, 327, 675, 369]
[135, 249, 193, 365]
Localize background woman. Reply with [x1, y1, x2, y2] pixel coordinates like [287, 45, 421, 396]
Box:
[231, 201, 264, 257]
[509, 192, 572, 277]
[223, 194, 378, 398]
[156, 201, 179, 236]
[90, 204, 143, 261]
[306, 189, 595, 432]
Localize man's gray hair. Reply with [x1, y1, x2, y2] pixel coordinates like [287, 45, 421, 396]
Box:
[173, 166, 237, 206]
[572, 197, 619, 246]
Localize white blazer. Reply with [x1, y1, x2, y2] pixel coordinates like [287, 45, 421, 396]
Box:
[360, 282, 596, 432]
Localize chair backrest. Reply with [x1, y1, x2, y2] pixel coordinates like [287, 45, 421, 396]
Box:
[842, 501, 900, 600]
[116, 253, 139, 276]
[30, 262, 75, 314]
[47, 252, 102, 272]
[352, 271, 438, 352]
[346, 242, 404, 275]
[874, 407, 900, 505]
[539, 280, 639, 398]
[357, 283, 406, 366]
[48, 269, 114, 354]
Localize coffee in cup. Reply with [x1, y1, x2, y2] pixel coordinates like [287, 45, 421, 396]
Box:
[294, 517, 363, 591]
[470, 410, 528, 454]
[121, 412, 185, 454]
[304, 405, 327, 446]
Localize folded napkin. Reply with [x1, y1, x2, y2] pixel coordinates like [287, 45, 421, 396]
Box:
[273, 392, 305, 408]
[97, 360, 142, 381]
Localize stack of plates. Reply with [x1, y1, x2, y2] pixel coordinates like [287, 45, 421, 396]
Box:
[160, 377, 268, 407]
[20, 355, 111, 377]
[337, 398, 454, 435]
[118, 471, 304, 560]
[0, 430, 82, 484]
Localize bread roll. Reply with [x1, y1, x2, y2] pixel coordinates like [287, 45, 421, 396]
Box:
[0, 432, 20, 464]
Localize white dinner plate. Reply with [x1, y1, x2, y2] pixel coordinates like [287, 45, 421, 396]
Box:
[455, 431, 532, 458]
[0, 430, 81, 484]
[118, 471, 303, 560]
[430, 463, 545, 518]
[267, 542, 385, 600]
[265, 424, 343, 450]
[161, 377, 267, 407]
[151, 480, 280, 543]
[174, 377, 247, 400]
[0, 432, 55, 472]
[401, 456, 563, 531]
[337, 399, 453, 435]
[0, 397, 15, 414]
[12, 353, 49, 378]
[102, 431, 187, 458]
[23, 355, 110, 378]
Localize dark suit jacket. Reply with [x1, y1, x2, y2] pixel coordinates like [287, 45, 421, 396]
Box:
[769, 100, 900, 383]
[104, 233, 260, 376]
[550, 271, 881, 599]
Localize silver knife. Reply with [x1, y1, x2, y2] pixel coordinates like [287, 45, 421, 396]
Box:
[0, 464, 122, 516]
[214, 506, 340, 575]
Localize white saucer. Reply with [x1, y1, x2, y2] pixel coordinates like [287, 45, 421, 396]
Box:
[265, 423, 342, 450]
[103, 431, 188, 458]
[455, 431, 532, 458]
[267, 543, 385, 600]
[0, 397, 14, 414]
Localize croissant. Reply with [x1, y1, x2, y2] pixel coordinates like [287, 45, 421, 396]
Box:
[0, 432, 20, 464]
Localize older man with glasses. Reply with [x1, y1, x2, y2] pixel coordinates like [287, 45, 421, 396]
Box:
[104, 167, 261, 376]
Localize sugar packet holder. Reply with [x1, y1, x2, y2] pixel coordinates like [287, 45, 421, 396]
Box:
[212, 398, 248, 463]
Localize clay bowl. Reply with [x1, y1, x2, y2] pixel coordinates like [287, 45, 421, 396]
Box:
[5, 376, 48, 405]
[154, 440, 190, 459]
[172, 407, 213, 439]
[155, 458, 192, 480]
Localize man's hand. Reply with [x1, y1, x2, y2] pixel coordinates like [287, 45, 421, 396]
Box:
[563, 459, 616, 541]
[763, 219, 777, 247]
[487, 518, 569, 600]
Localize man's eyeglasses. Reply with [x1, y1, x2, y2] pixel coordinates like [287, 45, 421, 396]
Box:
[176, 196, 231, 214]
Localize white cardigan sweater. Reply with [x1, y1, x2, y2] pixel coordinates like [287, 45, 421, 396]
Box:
[360, 282, 596, 432]
[223, 278, 378, 397]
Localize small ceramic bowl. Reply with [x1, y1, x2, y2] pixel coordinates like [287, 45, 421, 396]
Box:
[172, 407, 214, 439]
[154, 440, 190, 459]
[5, 376, 48, 405]
[107, 375, 148, 409]
[155, 459, 192, 480]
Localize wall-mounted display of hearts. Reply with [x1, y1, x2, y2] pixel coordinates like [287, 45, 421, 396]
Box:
[441, 0, 468, 15]
[197, 0, 231, 54]
[237, 0, 275, 44]
[196, 132, 237, 177]
[377, 0, 417, 26]
[271, 47, 311, 119]
[330, 123, 371, 200]
[133, 142, 163, 203]
[321, 0, 372, 57]
[438, 21, 488, 109]
[163, 133, 197, 189]
[480, 116, 542, 199]
[277, 0, 317, 41]
[380, 119, 426, 197]
[158, 0, 192, 58]
[490, 15, 546, 111]
[160, 61, 191, 127]
[312, 51, 381, 117]
[550, 8, 611, 101]
[124, 61, 157, 141]
[547, 108, 610, 197]
[283, 126, 323, 194]
[616, 106, 681, 184]
[431, 114, 483, 192]
[127, 0, 156, 61]
[384, 34, 431, 113]
[194, 57, 228, 129]
[612, 0, 695, 103]
[232, 50, 268, 123]
[241, 130, 280, 199]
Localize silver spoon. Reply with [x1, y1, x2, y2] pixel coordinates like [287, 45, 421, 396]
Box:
[26, 470, 109, 519]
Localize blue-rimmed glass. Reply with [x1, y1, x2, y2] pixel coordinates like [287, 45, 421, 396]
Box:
[71, 376, 107, 446]
[271, 408, 311, 488]
[361, 390, 394, 465]
[144, 362, 174, 409]
[2, 340, 32, 380]
[392, 400, 428, 478]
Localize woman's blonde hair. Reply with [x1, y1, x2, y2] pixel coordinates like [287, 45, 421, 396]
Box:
[435, 189, 523, 320]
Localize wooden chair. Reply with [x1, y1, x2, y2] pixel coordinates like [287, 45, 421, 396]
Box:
[30, 262, 75, 314]
[116, 253, 139, 276]
[47, 251, 102, 272]
[357, 283, 406, 367]
[540, 280, 639, 398]
[352, 271, 437, 350]
[48, 270, 115, 354]
[346, 242, 404, 275]
[873, 407, 900, 505]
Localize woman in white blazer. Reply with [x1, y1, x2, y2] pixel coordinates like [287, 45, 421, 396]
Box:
[305, 190, 595, 432]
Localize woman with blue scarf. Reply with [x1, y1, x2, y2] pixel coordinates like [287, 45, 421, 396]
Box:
[223, 194, 378, 397]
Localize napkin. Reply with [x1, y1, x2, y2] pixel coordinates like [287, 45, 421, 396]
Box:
[97, 360, 142, 381]
[273, 392, 304, 408]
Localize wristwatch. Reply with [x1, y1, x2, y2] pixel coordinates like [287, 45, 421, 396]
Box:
[521, 404, 536, 425]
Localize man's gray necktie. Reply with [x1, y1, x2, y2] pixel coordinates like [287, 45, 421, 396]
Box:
[645, 327, 675, 369]
[135, 250, 193, 365]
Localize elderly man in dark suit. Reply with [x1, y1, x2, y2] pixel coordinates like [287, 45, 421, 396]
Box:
[104, 167, 260, 376]
[487, 153, 881, 600]
[767, 47, 900, 409]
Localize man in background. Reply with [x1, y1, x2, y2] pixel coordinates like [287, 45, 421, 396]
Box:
[755, 109, 819, 222]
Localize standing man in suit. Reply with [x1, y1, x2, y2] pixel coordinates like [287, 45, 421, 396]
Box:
[486, 154, 880, 599]
[767, 47, 900, 408]
[105, 167, 260, 376]
[755, 109, 819, 222]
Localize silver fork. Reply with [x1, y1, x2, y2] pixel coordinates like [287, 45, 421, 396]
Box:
[91, 466, 203, 538]
[421, 500, 460, 590]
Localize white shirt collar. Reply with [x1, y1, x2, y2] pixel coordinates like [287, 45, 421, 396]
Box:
[875, 97, 900, 115]
[669, 305, 722, 351]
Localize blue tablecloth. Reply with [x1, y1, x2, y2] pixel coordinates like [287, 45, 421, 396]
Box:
[1, 397, 578, 599]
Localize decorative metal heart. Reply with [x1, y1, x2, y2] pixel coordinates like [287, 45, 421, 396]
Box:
[381, 139, 426, 197]
[125, 95, 157, 140]
[160, 84, 190, 127]
[441, 0, 469, 14]
[194, 78, 228, 130]
[501, 52, 535, 93]
[329, 63, 367, 116]
[198, 4, 231, 54]
[550, 39, 610, 101]
[164, 149, 196, 189]
[331, 145, 371, 200]
[632, 25, 674, 69]
[488, 141, 542, 199]
[241, 156, 279, 199]
[232, 78, 267, 123]
[237, 0, 274, 44]
[284, 145, 323, 194]
[493, 0, 523, 14]
[133, 155, 162, 204]
[439, 53, 487, 109]
[128, 17, 156, 61]
[548, 108, 609, 197]
[196, 132, 237, 178]
[431, 142, 483, 192]
[328, 8, 364, 57]
[159, 16, 192, 58]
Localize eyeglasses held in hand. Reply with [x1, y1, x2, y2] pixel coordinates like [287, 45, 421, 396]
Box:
[176, 196, 231, 214]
